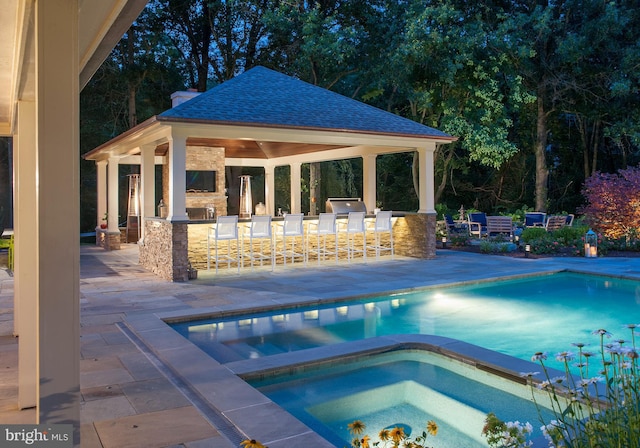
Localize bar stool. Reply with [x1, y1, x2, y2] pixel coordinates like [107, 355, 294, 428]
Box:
[339, 211, 366, 263]
[366, 211, 394, 259]
[275, 213, 306, 266]
[207, 215, 241, 273]
[243, 215, 274, 270]
[307, 213, 338, 264]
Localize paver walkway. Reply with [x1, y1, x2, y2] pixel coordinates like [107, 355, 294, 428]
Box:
[1, 244, 639, 447]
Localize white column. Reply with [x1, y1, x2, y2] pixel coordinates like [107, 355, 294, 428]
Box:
[417, 144, 436, 213]
[265, 164, 275, 216]
[290, 162, 301, 214]
[14, 100, 38, 409]
[96, 160, 107, 227]
[35, 0, 80, 431]
[363, 154, 377, 212]
[167, 133, 189, 221]
[140, 145, 156, 241]
[107, 157, 119, 230]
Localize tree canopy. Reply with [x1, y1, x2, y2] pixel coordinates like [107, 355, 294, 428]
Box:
[78, 0, 640, 231]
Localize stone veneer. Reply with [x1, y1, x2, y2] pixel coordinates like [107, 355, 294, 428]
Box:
[138, 213, 435, 280]
[139, 218, 189, 282]
[392, 213, 436, 259]
[162, 145, 228, 217]
[95, 228, 121, 250]
[187, 213, 437, 271]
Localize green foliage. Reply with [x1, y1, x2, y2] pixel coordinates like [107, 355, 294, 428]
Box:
[435, 203, 448, 220]
[520, 227, 548, 243]
[448, 233, 469, 247]
[482, 412, 532, 448]
[77, 0, 640, 233]
[520, 225, 591, 255]
[479, 240, 514, 254]
[552, 225, 588, 245]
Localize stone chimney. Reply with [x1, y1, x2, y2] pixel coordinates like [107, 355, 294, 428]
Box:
[170, 88, 201, 107]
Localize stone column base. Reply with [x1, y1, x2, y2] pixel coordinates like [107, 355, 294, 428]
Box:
[139, 218, 189, 282]
[392, 213, 436, 259]
[96, 228, 121, 250]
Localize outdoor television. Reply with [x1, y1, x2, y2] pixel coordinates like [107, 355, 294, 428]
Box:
[186, 170, 216, 193]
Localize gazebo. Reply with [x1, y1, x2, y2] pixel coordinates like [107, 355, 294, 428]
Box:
[84, 66, 455, 281]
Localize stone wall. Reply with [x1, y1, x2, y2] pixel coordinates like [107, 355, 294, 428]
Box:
[139, 218, 189, 281]
[389, 213, 436, 259]
[137, 213, 436, 280]
[96, 228, 121, 250]
[188, 213, 437, 271]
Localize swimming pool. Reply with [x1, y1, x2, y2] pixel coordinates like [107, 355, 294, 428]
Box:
[244, 349, 555, 447]
[172, 271, 640, 372]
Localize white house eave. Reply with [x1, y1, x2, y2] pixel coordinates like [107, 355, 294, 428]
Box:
[84, 119, 171, 161]
[84, 119, 455, 163]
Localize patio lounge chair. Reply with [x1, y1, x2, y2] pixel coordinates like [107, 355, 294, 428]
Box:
[524, 212, 547, 228]
[565, 214, 574, 226]
[468, 212, 487, 238]
[545, 215, 567, 232]
[486, 216, 514, 240]
[444, 214, 468, 237]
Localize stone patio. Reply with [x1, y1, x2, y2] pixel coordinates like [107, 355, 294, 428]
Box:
[1, 244, 639, 447]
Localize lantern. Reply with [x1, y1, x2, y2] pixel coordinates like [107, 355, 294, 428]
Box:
[584, 229, 598, 258]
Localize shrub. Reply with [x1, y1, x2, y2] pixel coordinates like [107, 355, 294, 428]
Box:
[551, 225, 588, 245]
[520, 227, 548, 243]
[581, 166, 640, 239]
[480, 240, 515, 253]
[449, 233, 470, 247]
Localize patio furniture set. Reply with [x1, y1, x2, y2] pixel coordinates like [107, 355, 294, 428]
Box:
[445, 211, 575, 241]
[206, 211, 394, 273]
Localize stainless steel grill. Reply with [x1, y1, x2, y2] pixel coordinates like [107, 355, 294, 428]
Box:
[325, 198, 367, 214]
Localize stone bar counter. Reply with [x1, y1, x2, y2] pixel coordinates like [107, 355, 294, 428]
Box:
[140, 212, 435, 282]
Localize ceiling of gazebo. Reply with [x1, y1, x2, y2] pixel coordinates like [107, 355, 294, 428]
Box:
[154, 138, 345, 159]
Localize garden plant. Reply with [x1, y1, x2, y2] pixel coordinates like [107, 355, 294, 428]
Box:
[482, 326, 640, 448]
[347, 419, 439, 448]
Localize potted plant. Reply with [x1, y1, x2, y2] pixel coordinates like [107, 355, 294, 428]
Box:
[100, 213, 108, 229]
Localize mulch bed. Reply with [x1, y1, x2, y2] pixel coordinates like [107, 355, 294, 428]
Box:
[445, 245, 640, 259]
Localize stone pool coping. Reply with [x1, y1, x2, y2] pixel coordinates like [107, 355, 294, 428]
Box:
[122, 271, 575, 448]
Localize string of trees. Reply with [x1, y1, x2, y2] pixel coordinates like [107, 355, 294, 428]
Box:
[79, 0, 640, 232]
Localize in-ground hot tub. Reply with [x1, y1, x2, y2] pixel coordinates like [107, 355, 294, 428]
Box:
[238, 348, 555, 447]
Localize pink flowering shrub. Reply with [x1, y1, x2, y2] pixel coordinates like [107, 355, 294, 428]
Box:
[580, 167, 640, 239]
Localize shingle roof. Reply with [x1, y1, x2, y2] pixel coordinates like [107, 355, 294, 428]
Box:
[158, 66, 452, 140]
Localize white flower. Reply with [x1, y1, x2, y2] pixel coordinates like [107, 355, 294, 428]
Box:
[592, 329, 612, 338]
[531, 352, 548, 362]
[555, 351, 575, 362]
[605, 345, 624, 355]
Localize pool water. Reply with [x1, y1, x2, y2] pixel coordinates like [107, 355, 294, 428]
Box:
[172, 272, 640, 372]
[247, 350, 555, 447]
